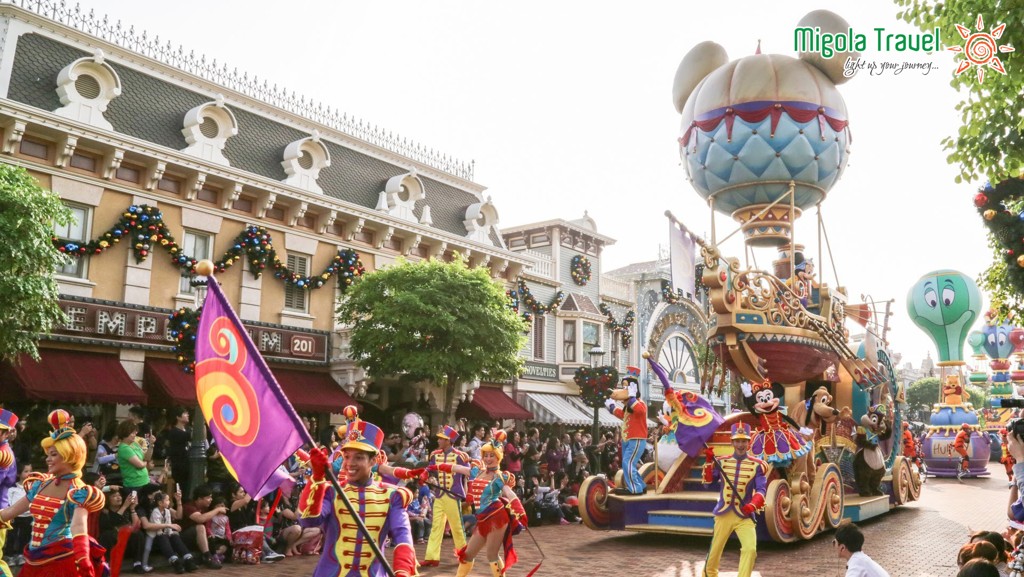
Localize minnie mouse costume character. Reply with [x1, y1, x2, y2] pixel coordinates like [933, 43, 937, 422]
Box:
[741, 380, 811, 468]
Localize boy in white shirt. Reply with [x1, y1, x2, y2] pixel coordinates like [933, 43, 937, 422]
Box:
[835, 523, 889, 577]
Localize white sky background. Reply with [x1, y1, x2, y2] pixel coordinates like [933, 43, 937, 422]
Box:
[71, 0, 1000, 372]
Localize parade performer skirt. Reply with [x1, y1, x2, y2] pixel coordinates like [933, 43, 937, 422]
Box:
[20, 538, 109, 577]
[751, 428, 809, 466]
[475, 500, 510, 537]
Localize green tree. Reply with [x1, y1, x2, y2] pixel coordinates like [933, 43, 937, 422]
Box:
[905, 376, 985, 413]
[894, 2, 1024, 317]
[336, 257, 526, 420]
[0, 165, 71, 362]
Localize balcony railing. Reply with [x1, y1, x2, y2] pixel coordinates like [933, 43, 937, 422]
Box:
[600, 276, 633, 302]
[521, 249, 553, 279]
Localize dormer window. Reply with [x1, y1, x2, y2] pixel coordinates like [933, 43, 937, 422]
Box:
[281, 132, 330, 193]
[54, 50, 121, 131]
[379, 171, 425, 222]
[181, 96, 238, 166]
[463, 197, 499, 243]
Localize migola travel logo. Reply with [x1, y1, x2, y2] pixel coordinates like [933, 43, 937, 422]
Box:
[948, 14, 1013, 83]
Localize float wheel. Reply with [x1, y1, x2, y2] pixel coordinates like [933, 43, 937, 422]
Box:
[578, 475, 612, 530]
[764, 479, 798, 543]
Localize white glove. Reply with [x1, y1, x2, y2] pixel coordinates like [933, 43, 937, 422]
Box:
[604, 398, 617, 412]
[740, 381, 753, 397]
[799, 427, 814, 438]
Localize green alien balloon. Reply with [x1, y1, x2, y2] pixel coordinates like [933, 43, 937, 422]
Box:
[967, 330, 986, 359]
[906, 270, 983, 365]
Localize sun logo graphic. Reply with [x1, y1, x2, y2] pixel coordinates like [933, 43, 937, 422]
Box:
[947, 15, 1014, 82]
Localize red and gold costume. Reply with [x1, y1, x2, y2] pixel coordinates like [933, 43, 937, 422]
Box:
[954, 425, 971, 468]
[424, 425, 469, 565]
[901, 423, 919, 465]
[1001, 429, 1016, 481]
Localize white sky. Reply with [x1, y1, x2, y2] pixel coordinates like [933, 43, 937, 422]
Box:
[69, 0, 1001, 372]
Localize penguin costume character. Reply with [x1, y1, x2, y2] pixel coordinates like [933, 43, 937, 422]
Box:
[605, 366, 648, 495]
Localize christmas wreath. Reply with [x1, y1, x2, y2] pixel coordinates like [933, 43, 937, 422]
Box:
[570, 255, 592, 286]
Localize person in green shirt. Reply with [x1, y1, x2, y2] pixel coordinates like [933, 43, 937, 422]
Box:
[116, 420, 159, 510]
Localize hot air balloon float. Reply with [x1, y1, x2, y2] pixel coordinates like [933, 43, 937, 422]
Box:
[906, 271, 990, 478]
[974, 316, 1024, 434]
[577, 9, 920, 544]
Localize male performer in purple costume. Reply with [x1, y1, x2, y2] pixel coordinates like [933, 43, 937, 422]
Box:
[299, 419, 417, 577]
[0, 409, 18, 577]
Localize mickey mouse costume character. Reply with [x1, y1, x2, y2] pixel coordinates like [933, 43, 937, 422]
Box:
[605, 365, 648, 495]
[741, 380, 811, 469]
[701, 422, 766, 577]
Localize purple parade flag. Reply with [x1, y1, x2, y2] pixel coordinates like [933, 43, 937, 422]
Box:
[645, 354, 724, 457]
[195, 280, 307, 498]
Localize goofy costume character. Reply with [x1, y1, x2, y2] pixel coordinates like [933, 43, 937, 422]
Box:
[605, 365, 648, 495]
[421, 424, 469, 567]
[0, 410, 18, 577]
[429, 430, 527, 577]
[299, 419, 417, 577]
[702, 422, 767, 577]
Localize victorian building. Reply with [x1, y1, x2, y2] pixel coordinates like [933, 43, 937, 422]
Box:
[0, 1, 534, 435]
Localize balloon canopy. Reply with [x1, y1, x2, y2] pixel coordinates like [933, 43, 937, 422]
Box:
[906, 270, 983, 365]
[672, 10, 857, 247]
[968, 330, 986, 359]
[982, 319, 1016, 360]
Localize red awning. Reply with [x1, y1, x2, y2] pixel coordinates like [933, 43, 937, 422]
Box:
[272, 368, 359, 413]
[144, 359, 197, 406]
[3, 349, 146, 404]
[457, 387, 533, 420]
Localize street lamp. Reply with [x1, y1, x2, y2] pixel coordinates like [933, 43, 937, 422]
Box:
[588, 345, 605, 473]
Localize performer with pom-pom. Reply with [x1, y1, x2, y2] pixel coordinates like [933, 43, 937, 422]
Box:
[429, 430, 527, 577]
[0, 409, 109, 577]
[702, 422, 767, 577]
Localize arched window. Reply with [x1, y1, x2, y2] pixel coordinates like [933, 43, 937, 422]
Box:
[658, 334, 698, 386]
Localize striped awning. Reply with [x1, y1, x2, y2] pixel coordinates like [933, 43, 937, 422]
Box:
[523, 393, 593, 426]
[566, 396, 621, 427]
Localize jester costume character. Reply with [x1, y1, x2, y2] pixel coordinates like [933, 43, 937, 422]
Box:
[434, 431, 527, 577]
[701, 423, 766, 577]
[299, 419, 416, 577]
[0, 410, 108, 577]
[0, 410, 18, 577]
[605, 366, 648, 495]
[423, 425, 469, 566]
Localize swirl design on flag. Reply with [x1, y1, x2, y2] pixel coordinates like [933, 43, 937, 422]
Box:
[195, 316, 261, 447]
[676, 391, 715, 427]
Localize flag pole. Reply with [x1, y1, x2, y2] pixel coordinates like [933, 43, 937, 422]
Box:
[195, 264, 396, 577]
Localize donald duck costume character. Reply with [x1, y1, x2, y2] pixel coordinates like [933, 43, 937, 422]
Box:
[701, 422, 767, 577]
[0, 409, 108, 577]
[605, 365, 648, 495]
[299, 418, 417, 577]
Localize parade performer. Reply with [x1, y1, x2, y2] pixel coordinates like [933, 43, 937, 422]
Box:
[1001, 428, 1016, 483]
[324, 408, 425, 488]
[604, 366, 648, 495]
[0, 409, 108, 577]
[0, 409, 17, 577]
[901, 422, 918, 465]
[954, 423, 972, 479]
[701, 422, 767, 577]
[421, 424, 470, 568]
[299, 418, 417, 577]
[430, 430, 526, 577]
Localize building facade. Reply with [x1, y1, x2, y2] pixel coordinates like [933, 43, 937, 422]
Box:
[0, 1, 534, 435]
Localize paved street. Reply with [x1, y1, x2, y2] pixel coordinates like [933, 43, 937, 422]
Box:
[36, 463, 1009, 577]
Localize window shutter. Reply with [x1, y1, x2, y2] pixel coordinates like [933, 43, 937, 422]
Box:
[285, 254, 308, 311]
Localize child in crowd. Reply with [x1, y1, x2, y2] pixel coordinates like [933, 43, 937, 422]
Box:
[3, 463, 32, 567]
[207, 496, 231, 564]
[145, 490, 198, 573]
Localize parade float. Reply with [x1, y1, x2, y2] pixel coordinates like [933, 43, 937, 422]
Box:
[973, 319, 1024, 433]
[907, 271, 990, 478]
[577, 9, 922, 543]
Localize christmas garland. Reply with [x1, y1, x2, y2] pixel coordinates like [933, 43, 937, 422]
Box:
[570, 254, 592, 286]
[599, 303, 635, 348]
[168, 306, 202, 373]
[975, 178, 1024, 296]
[53, 204, 365, 291]
[574, 365, 619, 409]
[515, 278, 565, 322]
